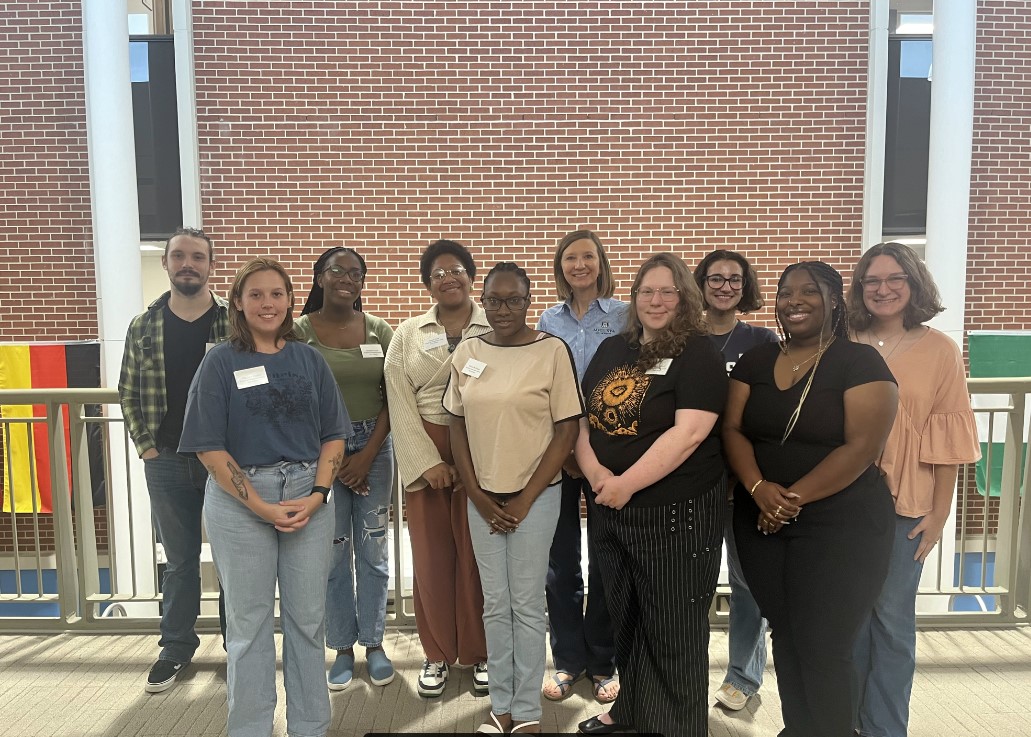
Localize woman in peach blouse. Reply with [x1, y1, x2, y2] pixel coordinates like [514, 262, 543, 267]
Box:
[847, 242, 980, 737]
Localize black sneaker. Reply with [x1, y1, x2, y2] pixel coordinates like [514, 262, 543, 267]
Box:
[146, 659, 188, 693]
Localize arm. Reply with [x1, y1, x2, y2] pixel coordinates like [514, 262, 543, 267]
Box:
[593, 408, 717, 510]
[910, 464, 959, 562]
[722, 378, 801, 530]
[574, 417, 614, 489]
[117, 321, 157, 458]
[501, 419, 579, 526]
[337, 403, 391, 493]
[788, 380, 898, 505]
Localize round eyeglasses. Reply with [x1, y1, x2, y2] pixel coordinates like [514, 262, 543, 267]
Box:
[430, 266, 467, 281]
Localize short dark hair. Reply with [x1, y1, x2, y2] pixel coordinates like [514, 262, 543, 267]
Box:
[300, 246, 368, 315]
[847, 242, 945, 331]
[165, 227, 213, 260]
[692, 249, 765, 313]
[483, 261, 531, 294]
[419, 239, 477, 287]
[775, 261, 849, 342]
[552, 230, 616, 300]
[228, 258, 297, 352]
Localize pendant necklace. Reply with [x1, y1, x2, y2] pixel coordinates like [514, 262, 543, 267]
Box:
[781, 339, 832, 372]
[718, 320, 739, 353]
[869, 326, 904, 348]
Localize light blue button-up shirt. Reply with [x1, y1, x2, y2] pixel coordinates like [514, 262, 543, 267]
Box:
[537, 297, 629, 382]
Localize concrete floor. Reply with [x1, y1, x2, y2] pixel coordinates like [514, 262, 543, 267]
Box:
[1, 627, 1030, 736]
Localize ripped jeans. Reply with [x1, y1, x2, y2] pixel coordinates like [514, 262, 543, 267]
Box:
[325, 419, 395, 651]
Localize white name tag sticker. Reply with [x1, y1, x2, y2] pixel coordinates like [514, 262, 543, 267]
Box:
[234, 365, 269, 389]
[645, 358, 673, 376]
[423, 333, 448, 351]
[360, 343, 384, 358]
[461, 358, 487, 378]
[205, 342, 216, 354]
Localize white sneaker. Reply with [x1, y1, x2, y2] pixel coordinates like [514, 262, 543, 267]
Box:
[473, 661, 489, 694]
[714, 682, 749, 711]
[418, 659, 449, 697]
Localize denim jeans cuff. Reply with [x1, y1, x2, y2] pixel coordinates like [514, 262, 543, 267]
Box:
[723, 676, 760, 697]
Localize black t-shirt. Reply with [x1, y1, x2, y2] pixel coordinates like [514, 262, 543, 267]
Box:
[730, 340, 896, 486]
[708, 321, 779, 375]
[155, 303, 216, 449]
[582, 334, 728, 506]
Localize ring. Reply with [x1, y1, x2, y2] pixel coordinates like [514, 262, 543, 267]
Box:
[490, 517, 497, 525]
[775, 506, 782, 518]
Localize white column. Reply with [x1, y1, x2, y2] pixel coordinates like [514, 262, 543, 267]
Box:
[82, 1, 157, 613]
[172, 0, 202, 227]
[862, 0, 890, 250]
[920, 0, 978, 613]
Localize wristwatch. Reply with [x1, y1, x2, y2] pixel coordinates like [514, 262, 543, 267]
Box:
[309, 485, 332, 504]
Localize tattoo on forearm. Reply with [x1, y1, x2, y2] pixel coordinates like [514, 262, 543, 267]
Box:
[228, 461, 248, 500]
[330, 451, 345, 475]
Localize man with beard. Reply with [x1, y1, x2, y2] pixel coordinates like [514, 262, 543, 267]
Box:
[118, 227, 230, 692]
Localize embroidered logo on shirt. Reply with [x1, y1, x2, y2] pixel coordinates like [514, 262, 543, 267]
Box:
[588, 364, 650, 436]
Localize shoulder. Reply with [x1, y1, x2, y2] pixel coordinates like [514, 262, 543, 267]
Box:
[920, 327, 961, 355]
[540, 302, 570, 320]
[599, 298, 628, 315]
[293, 314, 315, 340]
[739, 321, 779, 344]
[212, 292, 231, 309]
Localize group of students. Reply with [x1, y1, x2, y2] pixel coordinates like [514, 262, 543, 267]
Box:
[174, 232, 979, 737]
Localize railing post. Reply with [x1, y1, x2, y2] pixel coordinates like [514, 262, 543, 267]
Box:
[47, 401, 80, 625]
[68, 402, 101, 623]
[1012, 396, 1031, 619]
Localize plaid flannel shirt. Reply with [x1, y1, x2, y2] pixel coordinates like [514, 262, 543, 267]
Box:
[118, 291, 231, 457]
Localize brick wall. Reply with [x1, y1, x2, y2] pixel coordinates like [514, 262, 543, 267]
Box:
[967, 1, 1031, 335]
[0, 2, 95, 340]
[192, 0, 869, 328]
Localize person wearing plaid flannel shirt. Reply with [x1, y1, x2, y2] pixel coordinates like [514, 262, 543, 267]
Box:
[118, 227, 230, 693]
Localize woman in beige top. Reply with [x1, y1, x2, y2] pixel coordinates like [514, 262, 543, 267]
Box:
[847, 242, 980, 737]
[383, 240, 490, 698]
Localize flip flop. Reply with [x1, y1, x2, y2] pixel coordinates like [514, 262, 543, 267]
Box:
[476, 712, 508, 734]
[542, 669, 585, 701]
[592, 675, 619, 704]
[511, 720, 541, 733]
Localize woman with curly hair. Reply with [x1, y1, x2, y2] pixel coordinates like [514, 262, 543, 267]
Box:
[574, 252, 728, 736]
[848, 243, 979, 737]
[723, 261, 898, 736]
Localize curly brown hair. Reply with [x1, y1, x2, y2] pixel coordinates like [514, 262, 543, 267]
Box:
[692, 249, 766, 313]
[623, 252, 708, 372]
[847, 242, 945, 331]
[228, 257, 297, 352]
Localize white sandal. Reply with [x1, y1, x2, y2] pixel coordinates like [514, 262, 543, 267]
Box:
[510, 720, 540, 733]
[476, 712, 508, 734]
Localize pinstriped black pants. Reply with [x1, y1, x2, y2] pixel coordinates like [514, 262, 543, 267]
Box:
[589, 477, 725, 737]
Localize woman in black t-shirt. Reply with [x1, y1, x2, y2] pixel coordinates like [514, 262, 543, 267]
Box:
[722, 261, 898, 737]
[575, 253, 727, 737]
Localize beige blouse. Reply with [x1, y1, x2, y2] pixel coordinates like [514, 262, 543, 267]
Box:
[878, 327, 981, 517]
[384, 302, 492, 492]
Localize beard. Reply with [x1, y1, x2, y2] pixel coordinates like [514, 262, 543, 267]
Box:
[172, 277, 204, 297]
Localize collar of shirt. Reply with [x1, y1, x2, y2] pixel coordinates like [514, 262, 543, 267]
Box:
[415, 300, 491, 331]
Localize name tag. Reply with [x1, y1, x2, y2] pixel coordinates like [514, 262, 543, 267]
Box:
[234, 365, 269, 389]
[423, 333, 448, 351]
[645, 358, 673, 376]
[360, 343, 384, 358]
[462, 358, 487, 378]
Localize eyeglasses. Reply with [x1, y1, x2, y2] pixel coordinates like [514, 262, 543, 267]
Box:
[705, 274, 745, 290]
[634, 287, 680, 302]
[430, 266, 467, 281]
[859, 274, 909, 291]
[324, 265, 365, 282]
[480, 296, 529, 311]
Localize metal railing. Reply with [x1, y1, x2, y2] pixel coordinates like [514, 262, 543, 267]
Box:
[2, 380, 1029, 634]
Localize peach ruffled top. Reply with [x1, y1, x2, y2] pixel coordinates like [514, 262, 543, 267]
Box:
[878, 327, 981, 517]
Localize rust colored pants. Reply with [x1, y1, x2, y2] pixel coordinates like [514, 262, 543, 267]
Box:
[405, 420, 487, 665]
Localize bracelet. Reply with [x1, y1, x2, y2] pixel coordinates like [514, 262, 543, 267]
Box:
[749, 479, 764, 496]
[310, 485, 332, 504]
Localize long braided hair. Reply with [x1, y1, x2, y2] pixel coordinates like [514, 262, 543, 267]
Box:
[300, 246, 368, 315]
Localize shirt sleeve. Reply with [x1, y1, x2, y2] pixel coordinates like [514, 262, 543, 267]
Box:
[549, 338, 586, 422]
[313, 349, 352, 442]
[729, 341, 765, 385]
[920, 336, 981, 465]
[440, 347, 465, 417]
[845, 342, 898, 389]
[178, 347, 230, 454]
[676, 337, 728, 413]
[117, 315, 154, 456]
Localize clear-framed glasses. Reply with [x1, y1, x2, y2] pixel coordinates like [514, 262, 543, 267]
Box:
[324, 265, 365, 282]
[859, 274, 909, 291]
[634, 287, 680, 302]
[480, 296, 529, 311]
[705, 274, 745, 290]
[430, 266, 467, 281]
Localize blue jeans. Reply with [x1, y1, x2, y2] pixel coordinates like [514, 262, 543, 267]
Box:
[205, 460, 335, 737]
[545, 472, 616, 678]
[468, 483, 561, 722]
[144, 448, 210, 664]
[723, 492, 767, 695]
[853, 514, 923, 737]
[325, 420, 394, 650]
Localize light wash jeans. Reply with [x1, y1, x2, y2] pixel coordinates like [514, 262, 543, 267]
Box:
[468, 483, 561, 723]
[723, 492, 767, 695]
[143, 448, 207, 664]
[853, 514, 924, 737]
[204, 460, 335, 737]
[326, 420, 394, 650]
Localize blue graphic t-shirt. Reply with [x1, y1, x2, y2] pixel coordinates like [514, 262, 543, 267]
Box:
[179, 340, 351, 467]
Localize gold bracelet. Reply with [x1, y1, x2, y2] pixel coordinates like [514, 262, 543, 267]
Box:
[749, 479, 764, 496]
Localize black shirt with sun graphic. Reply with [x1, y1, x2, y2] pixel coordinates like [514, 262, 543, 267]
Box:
[582, 334, 728, 507]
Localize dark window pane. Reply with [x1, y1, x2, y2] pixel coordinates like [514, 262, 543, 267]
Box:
[883, 37, 931, 235]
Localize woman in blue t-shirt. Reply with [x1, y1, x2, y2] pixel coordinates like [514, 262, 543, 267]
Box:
[180, 258, 350, 737]
[575, 252, 728, 737]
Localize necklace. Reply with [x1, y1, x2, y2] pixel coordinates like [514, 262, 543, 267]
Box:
[317, 310, 359, 330]
[718, 320, 739, 353]
[869, 326, 904, 348]
[781, 339, 832, 372]
[867, 328, 907, 361]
